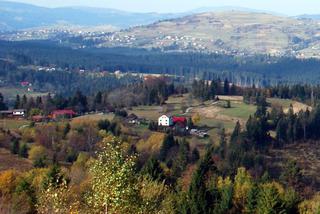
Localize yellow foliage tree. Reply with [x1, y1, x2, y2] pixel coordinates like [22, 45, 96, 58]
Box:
[136, 132, 165, 155]
[299, 193, 320, 214]
[86, 137, 140, 214]
[36, 180, 79, 214]
[139, 176, 169, 214]
[0, 170, 20, 196]
[28, 145, 47, 161]
[233, 167, 253, 211]
[192, 113, 201, 125]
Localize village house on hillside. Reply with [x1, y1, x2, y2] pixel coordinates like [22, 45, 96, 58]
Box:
[158, 115, 173, 126]
[158, 115, 187, 127]
[0, 109, 26, 119]
[50, 109, 77, 120]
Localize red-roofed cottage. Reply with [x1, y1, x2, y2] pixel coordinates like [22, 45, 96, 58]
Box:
[51, 110, 76, 120]
[172, 116, 187, 127]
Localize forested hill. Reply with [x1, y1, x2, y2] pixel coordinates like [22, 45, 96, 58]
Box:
[1, 40, 320, 86]
[0, 1, 180, 31]
[2, 8, 320, 59]
[85, 11, 320, 58]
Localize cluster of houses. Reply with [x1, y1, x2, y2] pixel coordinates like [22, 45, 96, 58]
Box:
[32, 110, 77, 122]
[0, 108, 209, 138]
[0, 109, 77, 122]
[0, 109, 26, 119]
[126, 113, 147, 125]
[158, 115, 208, 138]
[158, 115, 187, 127]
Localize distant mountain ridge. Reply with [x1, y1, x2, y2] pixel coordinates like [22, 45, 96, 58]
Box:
[297, 14, 320, 20]
[1, 1, 320, 58]
[189, 6, 285, 16]
[0, 1, 311, 32]
[90, 11, 320, 58]
[0, 1, 181, 31]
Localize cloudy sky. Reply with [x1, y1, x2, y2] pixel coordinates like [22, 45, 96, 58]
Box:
[4, 0, 320, 15]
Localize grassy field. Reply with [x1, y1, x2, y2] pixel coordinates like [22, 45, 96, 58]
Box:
[191, 98, 256, 134]
[0, 119, 30, 130]
[71, 113, 115, 124]
[268, 98, 310, 113]
[1, 87, 48, 100]
[220, 102, 256, 120]
[129, 106, 163, 121]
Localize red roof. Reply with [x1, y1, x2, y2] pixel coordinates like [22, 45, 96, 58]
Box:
[20, 81, 29, 86]
[32, 115, 45, 119]
[52, 110, 76, 115]
[172, 116, 187, 124]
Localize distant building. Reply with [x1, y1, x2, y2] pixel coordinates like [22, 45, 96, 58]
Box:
[13, 109, 26, 117]
[32, 115, 48, 122]
[172, 116, 187, 127]
[158, 115, 173, 127]
[127, 113, 139, 124]
[0, 109, 26, 119]
[0, 110, 13, 118]
[20, 81, 31, 87]
[51, 110, 76, 120]
[190, 128, 208, 138]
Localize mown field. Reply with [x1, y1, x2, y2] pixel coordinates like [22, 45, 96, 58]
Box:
[71, 113, 115, 125]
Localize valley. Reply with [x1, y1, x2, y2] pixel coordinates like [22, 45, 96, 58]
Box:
[1, 1, 320, 213]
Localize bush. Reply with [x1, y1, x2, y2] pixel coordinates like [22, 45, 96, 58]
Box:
[115, 109, 128, 117]
[18, 143, 28, 158]
[10, 139, 20, 155]
[98, 119, 110, 131]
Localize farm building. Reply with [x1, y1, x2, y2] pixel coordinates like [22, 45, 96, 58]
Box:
[51, 110, 76, 120]
[158, 115, 187, 127]
[32, 115, 48, 122]
[13, 109, 26, 117]
[172, 116, 187, 127]
[0, 109, 26, 119]
[127, 113, 139, 124]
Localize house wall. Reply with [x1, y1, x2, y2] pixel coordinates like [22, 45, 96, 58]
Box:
[158, 115, 173, 126]
[13, 111, 25, 116]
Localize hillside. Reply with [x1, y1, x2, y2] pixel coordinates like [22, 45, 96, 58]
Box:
[1, 3, 320, 58]
[0, 1, 180, 31]
[297, 14, 320, 20]
[96, 11, 320, 58]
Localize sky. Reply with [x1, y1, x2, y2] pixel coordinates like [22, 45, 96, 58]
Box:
[4, 0, 320, 15]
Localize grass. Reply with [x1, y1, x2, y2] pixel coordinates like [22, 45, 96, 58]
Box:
[220, 102, 256, 120]
[136, 132, 165, 155]
[0, 119, 30, 130]
[166, 94, 200, 106]
[71, 113, 115, 124]
[1, 87, 48, 100]
[268, 98, 294, 109]
[129, 106, 162, 121]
